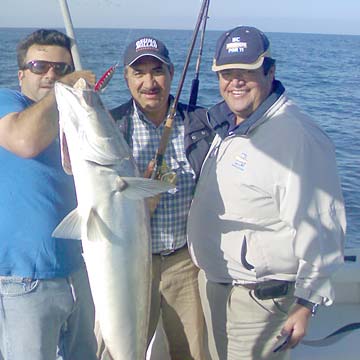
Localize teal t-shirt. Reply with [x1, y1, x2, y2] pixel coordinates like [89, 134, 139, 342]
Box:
[0, 89, 83, 279]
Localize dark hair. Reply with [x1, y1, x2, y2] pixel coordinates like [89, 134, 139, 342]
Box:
[16, 29, 73, 69]
[263, 57, 276, 75]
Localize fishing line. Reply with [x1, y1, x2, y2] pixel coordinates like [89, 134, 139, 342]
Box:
[301, 323, 360, 347]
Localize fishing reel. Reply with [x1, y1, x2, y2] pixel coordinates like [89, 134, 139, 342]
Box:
[157, 161, 177, 186]
[144, 159, 177, 216]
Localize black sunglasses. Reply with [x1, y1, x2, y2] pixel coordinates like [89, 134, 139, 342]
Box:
[22, 60, 74, 76]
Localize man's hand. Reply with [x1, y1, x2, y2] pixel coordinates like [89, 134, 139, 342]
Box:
[276, 304, 311, 351]
[143, 159, 161, 215]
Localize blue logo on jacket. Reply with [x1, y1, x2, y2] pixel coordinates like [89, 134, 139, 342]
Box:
[232, 152, 248, 171]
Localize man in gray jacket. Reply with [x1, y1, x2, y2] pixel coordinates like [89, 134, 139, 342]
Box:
[187, 25, 346, 360]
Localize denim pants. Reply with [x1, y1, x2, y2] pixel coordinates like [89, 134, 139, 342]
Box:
[0, 265, 97, 360]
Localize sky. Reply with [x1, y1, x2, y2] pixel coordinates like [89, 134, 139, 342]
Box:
[1, 0, 360, 35]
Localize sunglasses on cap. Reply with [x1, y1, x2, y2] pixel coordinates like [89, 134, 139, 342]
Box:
[22, 60, 74, 76]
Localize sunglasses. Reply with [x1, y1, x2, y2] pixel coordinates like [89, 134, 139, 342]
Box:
[22, 60, 74, 76]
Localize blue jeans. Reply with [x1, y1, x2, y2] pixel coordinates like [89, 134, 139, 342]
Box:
[0, 265, 97, 360]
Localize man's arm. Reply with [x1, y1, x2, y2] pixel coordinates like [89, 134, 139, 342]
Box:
[0, 70, 95, 158]
[0, 92, 59, 158]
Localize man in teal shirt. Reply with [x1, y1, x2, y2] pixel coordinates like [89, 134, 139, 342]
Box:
[0, 29, 97, 360]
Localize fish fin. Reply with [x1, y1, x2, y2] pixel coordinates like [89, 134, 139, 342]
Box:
[52, 209, 82, 240]
[86, 208, 112, 243]
[118, 177, 175, 200]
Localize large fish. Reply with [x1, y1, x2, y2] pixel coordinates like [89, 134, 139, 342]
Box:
[53, 78, 173, 360]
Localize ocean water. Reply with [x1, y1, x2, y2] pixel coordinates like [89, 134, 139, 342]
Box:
[0, 28, 359, 247]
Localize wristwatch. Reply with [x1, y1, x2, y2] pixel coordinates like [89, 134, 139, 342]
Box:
[296, 298, 319, 316]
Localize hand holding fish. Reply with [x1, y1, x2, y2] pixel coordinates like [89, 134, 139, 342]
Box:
[144, 159, 177, 215]
[59, 70, 96, 88]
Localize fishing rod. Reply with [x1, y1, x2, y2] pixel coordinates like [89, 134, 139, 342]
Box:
[58, 0, 82, 70]
[151, 0, 210, 179]
[188, 0, 210, 108]
[58, 0, 119, 91]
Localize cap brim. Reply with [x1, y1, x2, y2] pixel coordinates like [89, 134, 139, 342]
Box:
[127, 53, 171, 66]
[212, 50, 271, 72]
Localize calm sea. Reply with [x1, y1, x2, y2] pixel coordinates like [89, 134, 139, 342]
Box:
[0, 28, 359, 247]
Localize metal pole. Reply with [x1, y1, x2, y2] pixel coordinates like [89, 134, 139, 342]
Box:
[58, 0, 82, 70]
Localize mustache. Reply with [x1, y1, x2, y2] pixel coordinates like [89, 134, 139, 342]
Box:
[140, 87, 160, 94]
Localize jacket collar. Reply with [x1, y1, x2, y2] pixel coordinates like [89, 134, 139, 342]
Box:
[207, 80, 285, 139]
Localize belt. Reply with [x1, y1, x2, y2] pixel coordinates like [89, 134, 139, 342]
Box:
[238, 282, 257, 290]
[233, 280, 292, 288]
[153, 244, 187, 257]
[235, 280, 294, 300]
[219, 281, 256, 288]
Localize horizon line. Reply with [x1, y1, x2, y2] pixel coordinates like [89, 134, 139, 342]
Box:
[0, 26, 359, 37]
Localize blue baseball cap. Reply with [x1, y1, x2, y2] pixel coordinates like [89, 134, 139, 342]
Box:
[124, 36, 172, 66]
[212, 26, 272, 71]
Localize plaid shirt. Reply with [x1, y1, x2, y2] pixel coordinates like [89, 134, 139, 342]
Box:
[126, 101, 196, 253]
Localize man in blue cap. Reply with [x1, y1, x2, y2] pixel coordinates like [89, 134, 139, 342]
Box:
[187, 25, 346, 359]
[95, 36, 213, 360]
